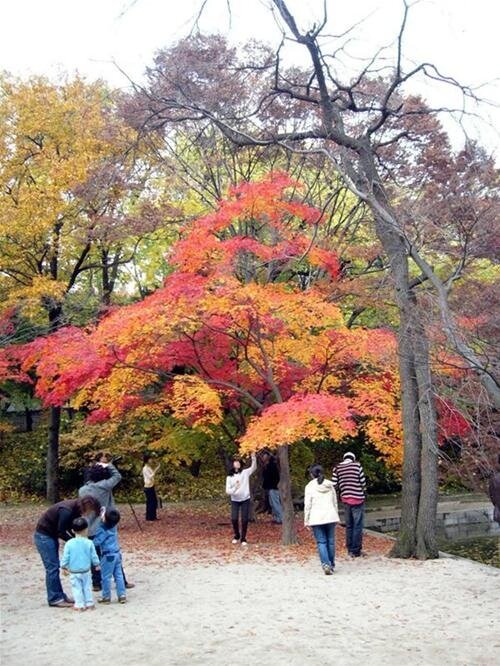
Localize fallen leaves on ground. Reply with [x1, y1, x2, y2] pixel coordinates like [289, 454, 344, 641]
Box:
[0, 500, 392, 565]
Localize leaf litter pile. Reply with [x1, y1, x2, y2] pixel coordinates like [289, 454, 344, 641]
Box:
[0, 500, 391, 566]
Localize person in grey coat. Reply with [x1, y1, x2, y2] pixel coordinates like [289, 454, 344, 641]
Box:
[78, 459, 134, 591]
[79, 461, 121, 534]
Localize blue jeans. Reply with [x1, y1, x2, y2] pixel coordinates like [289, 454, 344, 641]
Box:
[311, 523, 336, 568]
[101, 553, 126, 599]
[33, 531, 68, 605]
[69, 571, 94, 609]
[344, 502, 365, 555]
[268, 489, 283, 523]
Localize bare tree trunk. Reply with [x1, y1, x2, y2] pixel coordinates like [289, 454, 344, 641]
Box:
[390, 344, 421, 557]
[46, 304, 62, 503]
[46, 406, 61, 503]
[217, 446, 233, 473]
[277, 445, 298, 545]
[414, 329, 439, 559]
[390, 314, 438, 558]
[101, 248, 112, 306]
[101, 246, 122, 307]
[370, 193, 438, 559]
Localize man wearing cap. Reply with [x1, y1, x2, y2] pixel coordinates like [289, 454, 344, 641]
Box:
[332, 452, 367, 557]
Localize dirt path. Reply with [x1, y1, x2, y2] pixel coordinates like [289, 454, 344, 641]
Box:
[1, 545, 499, 666]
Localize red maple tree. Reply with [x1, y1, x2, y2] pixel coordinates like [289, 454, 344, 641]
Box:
[4, 174, 405, 544]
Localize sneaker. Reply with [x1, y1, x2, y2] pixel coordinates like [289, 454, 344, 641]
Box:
[73, 607, 86, 612]
[125, 582, 135, 589]
[92, 585, 101, 592]
[241, 540, 248, 546]
[322, 564, 333, 575]
[98, 597, 111, 604]
[231, 538, 239, 544]
[49, 600, 73, 608]
[86, 605, 96, 611]
[118, 596, 127, 604]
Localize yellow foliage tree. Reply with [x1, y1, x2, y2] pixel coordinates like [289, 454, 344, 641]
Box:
[0, 75, 140, 501]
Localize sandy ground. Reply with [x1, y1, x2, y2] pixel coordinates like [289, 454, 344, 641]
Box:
[1, 545, 499, 666]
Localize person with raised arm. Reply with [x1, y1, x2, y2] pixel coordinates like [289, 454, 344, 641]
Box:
[225, 454, 257, 545]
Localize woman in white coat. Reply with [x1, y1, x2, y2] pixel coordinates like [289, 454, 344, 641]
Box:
[304, 464, 340, 574]
[225, 454, 257, 545]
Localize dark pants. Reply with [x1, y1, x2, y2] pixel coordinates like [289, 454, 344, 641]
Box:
[231, 499, 250, 541]
[344, 502, 365, 556]
[33, 531, 69, 605]
[144, 486, 158, 521]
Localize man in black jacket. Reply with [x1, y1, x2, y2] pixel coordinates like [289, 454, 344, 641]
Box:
[261, 452, 282, 524]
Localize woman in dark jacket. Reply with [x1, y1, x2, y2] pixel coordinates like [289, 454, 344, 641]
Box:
[34, 496, 101, 607]
[489, 454, 500, 524]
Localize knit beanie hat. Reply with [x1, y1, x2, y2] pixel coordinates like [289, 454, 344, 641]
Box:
[343, 452, 356, 461]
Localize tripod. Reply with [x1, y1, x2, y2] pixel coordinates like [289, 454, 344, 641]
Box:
[123, 487, 143, 531]
[111, 457, 143, 531]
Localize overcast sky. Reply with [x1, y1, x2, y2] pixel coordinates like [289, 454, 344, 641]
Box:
[2, 0, 499, 153]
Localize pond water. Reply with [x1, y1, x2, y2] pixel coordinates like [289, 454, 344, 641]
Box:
[372, 521, 499, 568]
[436, 522, 499, 568]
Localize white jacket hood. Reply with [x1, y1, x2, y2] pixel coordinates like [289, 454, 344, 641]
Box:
[304, 478, 340, 526]
[315, 480, 335, 493]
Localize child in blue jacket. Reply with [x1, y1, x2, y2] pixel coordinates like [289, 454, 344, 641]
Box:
[60, 517, 100, 611]
[93, 508, 126, 604]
